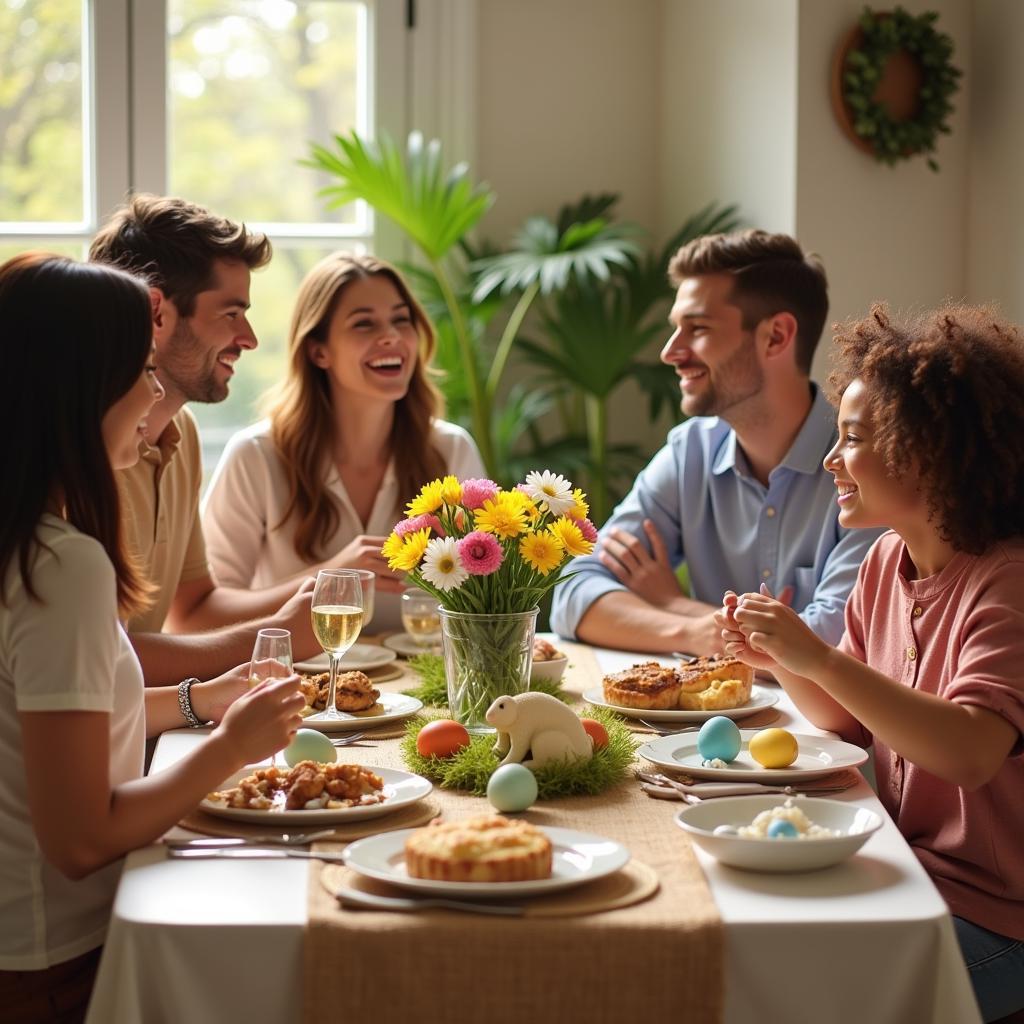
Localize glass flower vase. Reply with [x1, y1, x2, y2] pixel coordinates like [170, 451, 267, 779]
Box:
[439, 607, 539, 734]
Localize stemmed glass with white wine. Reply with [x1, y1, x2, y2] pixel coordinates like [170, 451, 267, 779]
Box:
[309, 569, 363, 721]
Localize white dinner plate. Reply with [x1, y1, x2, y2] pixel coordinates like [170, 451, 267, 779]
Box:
[201, 766, 432, 824]
[638, 730, 868, 783]
[294, 643, 398, 674]
[299, 692, 423, 733]
[583, 683, 779, 722]
[343, 825, 630, 897]
[383, 632, 440, 657]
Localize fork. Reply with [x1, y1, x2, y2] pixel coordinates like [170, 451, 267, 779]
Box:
[331, 733, 367, 746]
[336, 888, 525, 916]
[166, 828, 337, 849]
[637, 721, 700, 735]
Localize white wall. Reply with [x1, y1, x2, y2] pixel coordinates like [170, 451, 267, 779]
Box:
[794, 0, 972, 381]
[658, 0, 798, 244]
[967, 0, 1024, 323]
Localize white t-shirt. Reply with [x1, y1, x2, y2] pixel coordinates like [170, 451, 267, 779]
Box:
[201, 419, 485, 632]
[0, 516, 145, 969]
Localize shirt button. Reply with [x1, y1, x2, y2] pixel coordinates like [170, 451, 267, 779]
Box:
[762, 569, 772, 579]
[913, 606, 923, 617]
[765, 506, 776, 518]
[907, 646, 917, 661]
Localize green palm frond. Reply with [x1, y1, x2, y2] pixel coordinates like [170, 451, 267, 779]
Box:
[306, 130, 495, 262]
[471, 216, 640, 302]
[556, 193, 620, 237]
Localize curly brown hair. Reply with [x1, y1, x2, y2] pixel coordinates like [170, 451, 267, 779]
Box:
[827, 303, 1024, 554]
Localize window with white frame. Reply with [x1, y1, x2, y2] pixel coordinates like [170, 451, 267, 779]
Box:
[0, 0, 413, 471]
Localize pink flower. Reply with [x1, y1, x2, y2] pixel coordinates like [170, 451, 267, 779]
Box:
[578, 518, 598, 543]
[395, 513, 445, 538]
[457, 531, 504, 575]
[460, 478, 500, 510]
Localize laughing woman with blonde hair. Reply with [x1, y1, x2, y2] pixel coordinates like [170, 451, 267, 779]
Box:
[203, 252, 484, 632]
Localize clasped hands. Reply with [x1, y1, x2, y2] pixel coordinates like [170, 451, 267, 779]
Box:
[715, 584, 829, 678]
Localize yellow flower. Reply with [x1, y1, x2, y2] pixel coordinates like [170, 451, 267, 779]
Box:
[549, 516, 594, 557]
[388, 528, 431, 572]
[439, 475, 462, 505]
[381, 532, 404, 563]
[474, 493, 529, 539]
[567, 487, 589, 521]
[519, 530, 565, 575]
[406, 480, 443, 517]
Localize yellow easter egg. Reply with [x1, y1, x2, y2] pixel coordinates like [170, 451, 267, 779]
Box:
[749, 728, 799, 769]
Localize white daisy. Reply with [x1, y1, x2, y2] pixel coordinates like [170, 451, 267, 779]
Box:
[524, 470, 576, 517]
[420, 537, 469, 591]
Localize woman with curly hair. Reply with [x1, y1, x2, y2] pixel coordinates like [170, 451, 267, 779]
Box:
[718, 303, 1024, 1023]
[202, 253, 484, 632]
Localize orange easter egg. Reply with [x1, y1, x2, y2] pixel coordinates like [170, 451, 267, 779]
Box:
[580, 718, 609, 750]
[416, 719, 471, 758]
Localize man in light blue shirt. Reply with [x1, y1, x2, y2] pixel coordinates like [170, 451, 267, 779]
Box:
[551, 229, 882, 654]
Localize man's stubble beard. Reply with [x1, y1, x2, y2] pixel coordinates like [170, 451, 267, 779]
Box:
[680, 333, 763, 420]
[160, 318, 229, 404]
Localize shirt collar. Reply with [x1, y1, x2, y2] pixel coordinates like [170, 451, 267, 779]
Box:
[138, 413, 183, 466]
[711, 384, 834, 478]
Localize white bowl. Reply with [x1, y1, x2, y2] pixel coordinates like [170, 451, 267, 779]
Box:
[675, 795, 882, 873]
[530, 655, 568, 684]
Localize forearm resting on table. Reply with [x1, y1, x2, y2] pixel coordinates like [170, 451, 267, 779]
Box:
[575, 591, 720, 655]
[166, 575, 299, 632]
[20, 711, 243, 880]
[130, 627, 256, 687]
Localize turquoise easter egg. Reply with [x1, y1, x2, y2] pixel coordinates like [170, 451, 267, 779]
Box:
[486, 763, 539, 812]
[767, 819, 799, 839]
[283, 728, 336, 767]
[697, 716, 742, 763]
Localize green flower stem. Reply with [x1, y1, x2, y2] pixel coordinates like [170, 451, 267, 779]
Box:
[584, 392, 609, 525]
[429, 257, 496, 475]
[485, 280, 541, 403]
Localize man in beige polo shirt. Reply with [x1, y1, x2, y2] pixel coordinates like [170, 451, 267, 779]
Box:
[91, 194, 319, 685]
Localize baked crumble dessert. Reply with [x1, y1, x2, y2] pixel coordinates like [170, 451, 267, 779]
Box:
[404, 814, 553, 882]
[676, 654, 753, 710]
[208, 760, 386, 811]
[602, 661, 682, 710]
[299, 670, 382, 715]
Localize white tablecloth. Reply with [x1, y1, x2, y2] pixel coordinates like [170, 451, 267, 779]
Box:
[86, 643, 982, 1024]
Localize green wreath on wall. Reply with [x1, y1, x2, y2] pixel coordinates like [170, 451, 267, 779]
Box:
[837, 6, 961, 172]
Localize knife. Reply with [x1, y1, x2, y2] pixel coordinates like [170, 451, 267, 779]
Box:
[167, 847, 349, 864]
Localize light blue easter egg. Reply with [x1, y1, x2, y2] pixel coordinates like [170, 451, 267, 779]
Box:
[697, 716, 742, 763]
[486, 763, 539, 812]
[283, 728, 336, 768]
[767, 818, 799, 839]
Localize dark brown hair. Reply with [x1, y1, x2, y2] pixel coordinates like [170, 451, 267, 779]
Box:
[89, 194, 271, 315]
[0, 253, 154, 616]
[668, 228, 828, 374]
[264, 252, 447, 561]
[828, 303, 1024, 553]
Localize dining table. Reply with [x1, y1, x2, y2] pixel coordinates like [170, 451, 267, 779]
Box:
[84, 636, 982, 1024]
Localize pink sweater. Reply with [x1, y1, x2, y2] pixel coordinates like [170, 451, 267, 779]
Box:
[837, 531, 1024, 938]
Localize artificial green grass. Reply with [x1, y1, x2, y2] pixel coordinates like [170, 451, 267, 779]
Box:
[402, 652, 570, 707]
[400, 705, 637, 799]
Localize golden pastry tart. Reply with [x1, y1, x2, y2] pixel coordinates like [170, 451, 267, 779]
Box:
[404, 814, 553, 882]
[676, 655, 753, 710]
[602, 661, 682, 710]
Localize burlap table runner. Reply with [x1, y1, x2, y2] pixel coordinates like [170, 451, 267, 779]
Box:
[303, 639, 724, 1024]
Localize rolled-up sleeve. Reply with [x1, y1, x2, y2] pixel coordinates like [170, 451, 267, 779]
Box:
[550, 442, 685, 638]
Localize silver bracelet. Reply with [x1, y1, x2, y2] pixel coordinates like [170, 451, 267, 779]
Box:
[176, 677, 204, 728]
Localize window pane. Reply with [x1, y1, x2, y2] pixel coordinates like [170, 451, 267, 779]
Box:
[0, 0, 85, 222]
[0, 241, 85, 264]
[192, 243, 364, 475]
[167, 0, 364, 226]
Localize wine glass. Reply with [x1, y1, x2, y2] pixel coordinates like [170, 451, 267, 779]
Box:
[248, 628, 293, 764]
[401, 587, 442, 650]
[350, 569, 375, 631]
[309, 569, 364, 721]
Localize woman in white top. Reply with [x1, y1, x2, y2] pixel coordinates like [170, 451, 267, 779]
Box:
[203, 252, 484, 632]
[0, 254, 305, 1018]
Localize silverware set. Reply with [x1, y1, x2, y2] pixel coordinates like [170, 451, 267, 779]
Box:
[636, 769, 855, 803]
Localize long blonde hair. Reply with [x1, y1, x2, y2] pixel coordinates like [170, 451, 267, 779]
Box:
[265, 252, 448, 561]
